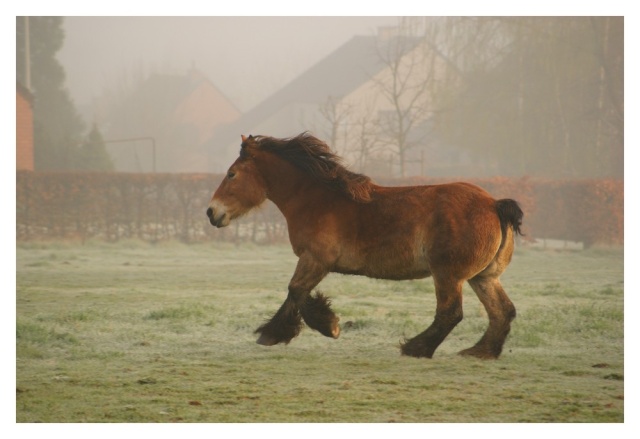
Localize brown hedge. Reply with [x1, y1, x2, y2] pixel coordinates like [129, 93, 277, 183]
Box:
[16, 171, 622, 246]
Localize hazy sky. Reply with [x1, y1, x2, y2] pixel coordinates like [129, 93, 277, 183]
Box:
[58, 16, 399, 112]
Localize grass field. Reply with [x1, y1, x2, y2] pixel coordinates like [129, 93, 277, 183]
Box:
[16, 240, 624, 423]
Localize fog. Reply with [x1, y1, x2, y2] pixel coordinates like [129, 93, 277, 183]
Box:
[30, 16, 622, 179]
[59, 17, 398, 112]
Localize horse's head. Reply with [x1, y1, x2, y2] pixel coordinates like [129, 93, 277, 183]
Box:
[206, 135, 268, 228]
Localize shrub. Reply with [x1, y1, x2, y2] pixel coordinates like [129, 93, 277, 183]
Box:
[16, 172, 622, 246]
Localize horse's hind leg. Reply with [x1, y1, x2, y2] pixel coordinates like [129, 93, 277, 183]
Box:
[459, 276, 516, 359]
[401, 278, 464, 358]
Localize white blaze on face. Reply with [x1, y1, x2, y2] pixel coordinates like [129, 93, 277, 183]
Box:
[207, 199, 231, 228]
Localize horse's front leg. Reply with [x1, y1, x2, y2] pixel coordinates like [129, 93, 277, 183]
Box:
[255, 254, 331, 346]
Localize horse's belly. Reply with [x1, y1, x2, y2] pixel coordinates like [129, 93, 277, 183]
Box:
[365, 259, 431, 280]
[335, 249, 431, 280]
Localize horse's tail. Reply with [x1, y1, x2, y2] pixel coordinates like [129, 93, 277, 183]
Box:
[495, 199, 524, 240]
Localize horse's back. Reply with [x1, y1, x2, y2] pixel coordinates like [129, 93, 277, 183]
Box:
[337, 182, 505, 281]
[367, 181, 498, 228]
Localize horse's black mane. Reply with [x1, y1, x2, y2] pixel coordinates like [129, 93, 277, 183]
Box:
[248, 133, 374, 203]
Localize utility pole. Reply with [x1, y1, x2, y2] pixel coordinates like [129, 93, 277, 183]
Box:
[24, 16, 31, 91]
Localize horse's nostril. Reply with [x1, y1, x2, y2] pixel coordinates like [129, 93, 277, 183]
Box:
[206, 207, 213, 218]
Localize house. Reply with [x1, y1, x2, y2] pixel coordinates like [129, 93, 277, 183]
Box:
[16, 82, 34, 171]
[100, 68, 241, 172]
[205, 28, 468, 177]
[205, 33, 392, 173]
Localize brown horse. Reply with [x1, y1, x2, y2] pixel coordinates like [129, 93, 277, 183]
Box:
[207, 133, 523, 359]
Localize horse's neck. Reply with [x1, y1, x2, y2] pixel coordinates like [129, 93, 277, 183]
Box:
[260, 161, 321, 218]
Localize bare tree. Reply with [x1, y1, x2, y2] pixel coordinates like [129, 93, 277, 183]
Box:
[316, 94, 385, 174]
[316, 96, 352, 156]
[350, 105, 383, 173]
[372, 18, 444, 177]
[433, 17, 623, 179]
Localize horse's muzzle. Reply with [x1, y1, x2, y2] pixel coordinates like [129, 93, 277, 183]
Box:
[206, 203, 230, 228]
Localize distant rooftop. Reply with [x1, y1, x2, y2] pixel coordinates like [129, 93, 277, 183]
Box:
[208, 32, 422, 147]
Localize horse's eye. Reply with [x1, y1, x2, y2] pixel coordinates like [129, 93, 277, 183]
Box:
[227, 171, 236, 180]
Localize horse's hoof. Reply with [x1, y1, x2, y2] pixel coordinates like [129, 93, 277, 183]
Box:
[399, 338, 434, 358]
[256, 333, 279, 346]
[331, 324, 341, 339]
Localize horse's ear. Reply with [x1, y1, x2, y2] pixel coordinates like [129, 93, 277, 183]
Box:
[241, 135, 255, 148]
